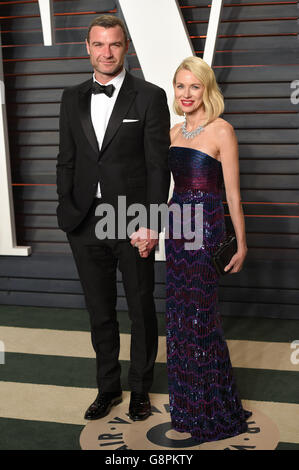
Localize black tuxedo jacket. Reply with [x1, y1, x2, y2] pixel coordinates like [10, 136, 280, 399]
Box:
[56, 71, 170, 234]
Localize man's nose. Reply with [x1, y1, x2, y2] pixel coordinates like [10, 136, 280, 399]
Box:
[102, 45, 113, 57]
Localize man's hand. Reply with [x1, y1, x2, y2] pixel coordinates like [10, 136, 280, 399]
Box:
[130, 227, 159, 258]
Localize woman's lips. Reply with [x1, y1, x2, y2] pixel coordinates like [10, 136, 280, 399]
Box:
[181, 100, 194, 107]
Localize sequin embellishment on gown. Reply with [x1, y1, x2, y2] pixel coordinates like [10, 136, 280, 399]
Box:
[165, 146, 251, 444]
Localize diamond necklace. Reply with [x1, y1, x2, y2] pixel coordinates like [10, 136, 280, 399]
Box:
[181, 119, 205, 140]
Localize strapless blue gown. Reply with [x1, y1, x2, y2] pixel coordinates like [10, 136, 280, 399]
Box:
[165, 146, 251, 444]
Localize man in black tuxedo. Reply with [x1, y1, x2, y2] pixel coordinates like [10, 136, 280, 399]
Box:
[56, 15, 170, 421]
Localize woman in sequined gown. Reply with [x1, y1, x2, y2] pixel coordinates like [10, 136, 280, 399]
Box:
[163, 57, 251, 444]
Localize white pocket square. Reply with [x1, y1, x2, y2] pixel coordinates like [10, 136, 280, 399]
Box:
[123, 119, 139, 122]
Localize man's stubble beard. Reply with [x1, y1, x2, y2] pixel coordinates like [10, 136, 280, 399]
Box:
[94, 62, 124, 78]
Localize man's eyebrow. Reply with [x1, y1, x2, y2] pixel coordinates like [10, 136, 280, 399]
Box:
[91, 41, 123, 45]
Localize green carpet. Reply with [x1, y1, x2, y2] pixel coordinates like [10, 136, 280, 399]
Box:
[0, 305, 298, 450]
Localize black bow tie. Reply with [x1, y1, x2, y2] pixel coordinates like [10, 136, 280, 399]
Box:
[91, 82, 115, 98]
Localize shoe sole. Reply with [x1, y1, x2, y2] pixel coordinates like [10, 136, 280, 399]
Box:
[85, 396, 122, 420]
[128, 412, 152, 422]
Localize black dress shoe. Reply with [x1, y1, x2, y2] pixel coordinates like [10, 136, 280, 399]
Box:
[84, 392, 122, 420]
[129, 392, 152, 421]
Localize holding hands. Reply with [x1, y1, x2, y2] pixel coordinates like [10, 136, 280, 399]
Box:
[130, 227, 159, 258]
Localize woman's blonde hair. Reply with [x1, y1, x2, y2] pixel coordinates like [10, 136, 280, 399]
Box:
[173, 56, 224, 127]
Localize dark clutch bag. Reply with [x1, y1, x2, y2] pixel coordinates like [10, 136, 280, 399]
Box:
[212, 234, 237, 276]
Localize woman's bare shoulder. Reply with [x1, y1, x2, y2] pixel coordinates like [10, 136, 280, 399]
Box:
[212, 117, 234, 134]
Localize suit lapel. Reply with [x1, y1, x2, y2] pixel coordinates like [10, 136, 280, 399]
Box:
[100, 72, 137, 157]
[78, 79, 100, 160]
[78, 73, 137, 160]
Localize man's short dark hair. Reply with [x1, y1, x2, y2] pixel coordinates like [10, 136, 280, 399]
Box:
[87, 15, 128, 44]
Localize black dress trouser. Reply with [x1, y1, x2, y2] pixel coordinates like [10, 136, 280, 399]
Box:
[67, 199, 158, 394]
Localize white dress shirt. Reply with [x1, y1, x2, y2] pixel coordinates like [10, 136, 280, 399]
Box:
[91, 68, 126, 198]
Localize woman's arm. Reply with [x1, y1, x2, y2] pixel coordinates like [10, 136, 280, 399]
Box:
[218, 121, 248, 273]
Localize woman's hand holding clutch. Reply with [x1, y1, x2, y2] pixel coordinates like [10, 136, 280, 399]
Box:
[224, 247, 248, 274]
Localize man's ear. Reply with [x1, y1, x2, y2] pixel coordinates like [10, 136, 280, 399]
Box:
[85, 38, 90, 55]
